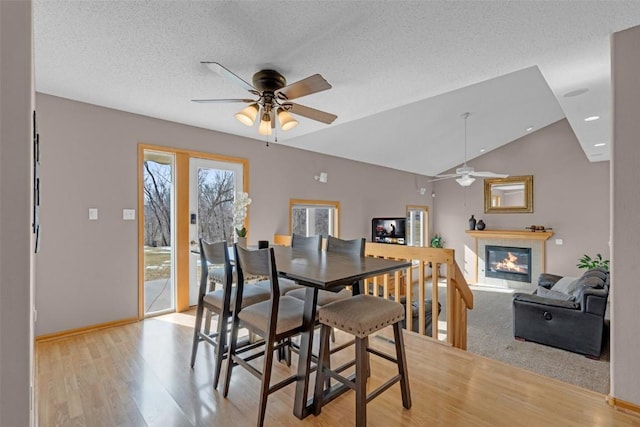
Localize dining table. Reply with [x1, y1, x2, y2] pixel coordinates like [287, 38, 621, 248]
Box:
[269, 244, 412, 419]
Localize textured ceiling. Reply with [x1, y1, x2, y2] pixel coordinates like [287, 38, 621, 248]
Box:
[33, 1, 640, 177]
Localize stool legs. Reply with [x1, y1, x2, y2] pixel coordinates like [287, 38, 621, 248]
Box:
[313, 323, 411, 426]
[355, 337, 367, 427]
[393, 322, 411, 409]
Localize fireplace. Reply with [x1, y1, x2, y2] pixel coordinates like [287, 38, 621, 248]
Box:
[485, 245, 532, 283]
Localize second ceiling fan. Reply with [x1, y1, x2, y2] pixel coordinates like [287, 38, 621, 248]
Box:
[430, 112, 508, 187]
[192, 62, 337, 136]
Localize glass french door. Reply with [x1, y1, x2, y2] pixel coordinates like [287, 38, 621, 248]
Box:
[142, 150, 176, 316]
[189, 158, 244, 306]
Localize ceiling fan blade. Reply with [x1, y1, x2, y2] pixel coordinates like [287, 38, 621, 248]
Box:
[275, 74, 332, 100]
[201, 62, 259, 95]
[287, 103, 337, 124]
[428, 175, 458, 183]
[191, 98, 255, 103]
[471, 171, 509, 178]
[433, 173, 459, 179]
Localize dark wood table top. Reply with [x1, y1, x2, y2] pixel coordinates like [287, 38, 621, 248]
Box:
[271, 245, 412, 290]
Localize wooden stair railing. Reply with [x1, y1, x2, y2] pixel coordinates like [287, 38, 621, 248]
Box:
[272, 235, 474, 349]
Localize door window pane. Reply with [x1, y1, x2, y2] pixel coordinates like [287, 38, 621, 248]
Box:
[197, 168, 235, 243]
[143, 151, 175, 315]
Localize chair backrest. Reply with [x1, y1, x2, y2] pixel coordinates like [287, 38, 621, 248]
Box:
[326, 235, 366, 257]
[234, 244, 281, 303]
[199, 239, 232, 298]
[291, 233, 322, 251]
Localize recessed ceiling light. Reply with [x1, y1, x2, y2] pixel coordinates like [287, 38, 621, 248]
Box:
[584, 116, 600, 122]
[525, 127, 534, 132]
[479, 148, 486, 153]
[563, 88, 589, 98]
[594, 143, 606, 147]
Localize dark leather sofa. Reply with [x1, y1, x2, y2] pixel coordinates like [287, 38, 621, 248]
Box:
[512, 268, 609, 358]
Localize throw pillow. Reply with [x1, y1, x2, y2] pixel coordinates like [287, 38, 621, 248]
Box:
[537, 286, 576, 302]
[551, 277, 579, 294]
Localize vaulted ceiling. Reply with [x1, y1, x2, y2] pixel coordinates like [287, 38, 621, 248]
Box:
[33, 1, 640, 176]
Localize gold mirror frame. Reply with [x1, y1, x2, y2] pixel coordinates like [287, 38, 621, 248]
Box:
[484, 175, 533, 213]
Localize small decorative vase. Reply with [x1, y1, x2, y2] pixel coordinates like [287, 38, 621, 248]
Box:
[469, 214, 476, 230]
[236, 236, 247, 247]
[476, 220, 486, 231]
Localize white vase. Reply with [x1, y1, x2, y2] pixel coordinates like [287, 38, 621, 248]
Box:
[236, 236, 247, 247]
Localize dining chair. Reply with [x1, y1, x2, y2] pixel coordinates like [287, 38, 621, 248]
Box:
[287, 235, 364, 304]
[255, 234, 317, 296]
[190, 239, 270, 389]
[223, 244, 307, 427]
[291, 232, 323, 251]
[286, 236, 366, 361]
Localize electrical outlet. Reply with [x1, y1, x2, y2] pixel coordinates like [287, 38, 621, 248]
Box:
[555, 238, 563, 245]
[88, 208, 98, 220]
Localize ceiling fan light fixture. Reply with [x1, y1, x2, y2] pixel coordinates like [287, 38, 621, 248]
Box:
[456, 175, 476, 187]
[234, 103, 259, 126]
[277, 108, 298, 131]
[258, 113, 272, 136]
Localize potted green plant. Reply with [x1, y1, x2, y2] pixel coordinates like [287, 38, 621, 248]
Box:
[428, 234, 444, 275]
[577, 253, 609, 270]
[430, 234, 444, 248]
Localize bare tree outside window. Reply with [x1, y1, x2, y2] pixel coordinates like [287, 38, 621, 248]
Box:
[197, 168, 235, 243]
[291, 203, 336, 237]
[143, 160, 172, 247]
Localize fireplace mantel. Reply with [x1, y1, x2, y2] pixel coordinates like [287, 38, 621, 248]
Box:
[465, 229, 554, 286]
[466, 229, 553, 241]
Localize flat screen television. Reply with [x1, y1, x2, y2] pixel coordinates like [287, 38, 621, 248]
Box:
[372, 217, 407, 245]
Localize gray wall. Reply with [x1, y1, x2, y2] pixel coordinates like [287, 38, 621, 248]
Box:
[432, 119, 610, 279]
[35, 94, 434, 336]
[0, 1, 34, 425]
[611, 24, 640, 407]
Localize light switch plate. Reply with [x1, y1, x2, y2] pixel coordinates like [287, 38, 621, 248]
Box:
[88, 208, 98, 220]
[555, 239, 563, 245]
[123, 209, 136, 220]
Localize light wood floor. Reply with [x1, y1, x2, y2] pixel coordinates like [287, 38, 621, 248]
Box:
[36, 311, 640, 427]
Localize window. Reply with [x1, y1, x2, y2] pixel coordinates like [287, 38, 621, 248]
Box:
[290, 199, 339, 238]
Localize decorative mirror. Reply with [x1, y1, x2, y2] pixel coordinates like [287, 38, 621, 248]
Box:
[484, 175, 533, 213]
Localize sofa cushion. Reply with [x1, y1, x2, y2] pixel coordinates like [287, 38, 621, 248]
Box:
[582, 269, 608, 281]
[575, 275, 605, 289]
[537, 286, 576, 302]
[551, 277, 579, 294]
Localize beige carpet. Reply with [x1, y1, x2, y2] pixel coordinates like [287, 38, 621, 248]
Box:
[461, 285, 610, 394]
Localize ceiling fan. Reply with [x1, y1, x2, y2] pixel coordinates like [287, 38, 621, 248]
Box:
[192, 62, 337, 136]
[429, 112, 508, 187]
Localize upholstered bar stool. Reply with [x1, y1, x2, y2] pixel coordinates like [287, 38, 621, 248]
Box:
[313, 294, 411, 427]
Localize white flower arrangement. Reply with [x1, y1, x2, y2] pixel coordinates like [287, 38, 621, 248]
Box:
[232, 191, 251, 237]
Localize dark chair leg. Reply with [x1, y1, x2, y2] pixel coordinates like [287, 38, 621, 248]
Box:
[355, 337, 367, 427]
[313, 324, 332, 416]
[257, 338, 275, 427]
[212, 311, 229, 389]
[393, 322, 411, 409]
[363, 336, 370, 378]
[222, 316, 240, 398]
[204, 310, 213, 335]
[190, 302, 205, 368]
